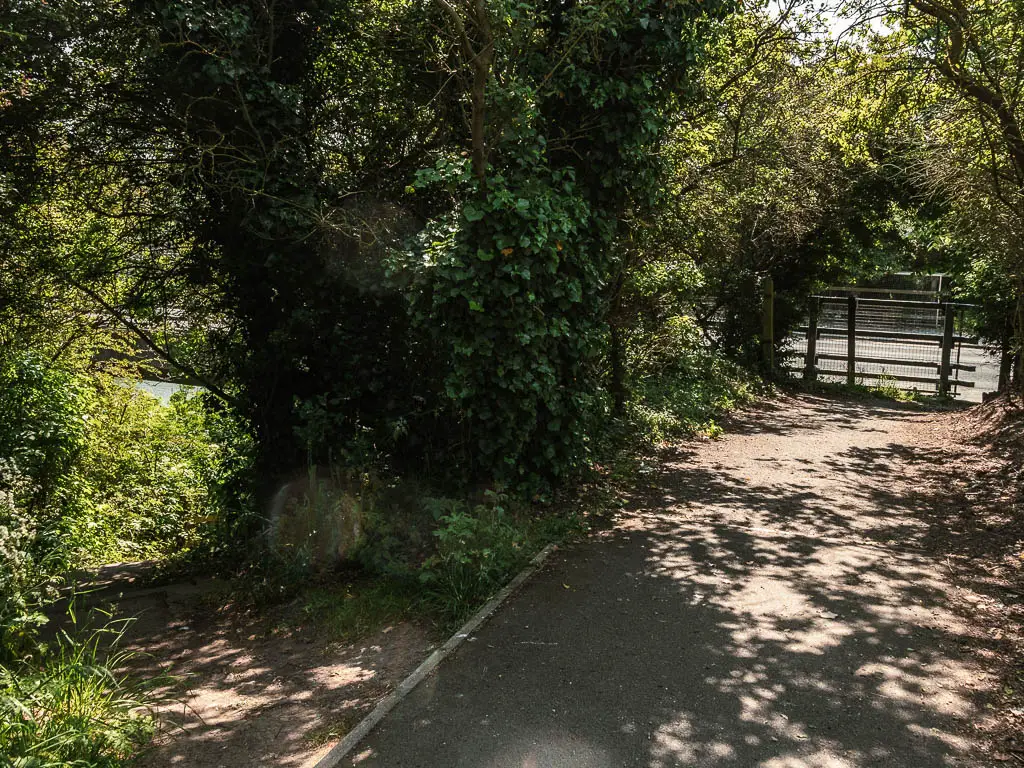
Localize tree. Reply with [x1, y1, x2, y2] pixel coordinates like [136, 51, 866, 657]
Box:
[854, 0, 1024, 389]
[407, 0, 737, 487]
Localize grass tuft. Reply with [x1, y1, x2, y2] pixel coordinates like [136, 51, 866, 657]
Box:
[0, 610, 159, 768]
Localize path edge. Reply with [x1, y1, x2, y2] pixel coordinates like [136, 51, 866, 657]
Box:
[305, 542, 559, 768]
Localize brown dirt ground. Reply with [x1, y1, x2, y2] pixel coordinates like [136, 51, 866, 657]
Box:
[895, 394, 1024, 763]
[83, 572, 439, 768]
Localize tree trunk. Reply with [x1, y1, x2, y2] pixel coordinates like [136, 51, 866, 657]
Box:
[999, 334, 1013, 393]
[1016, 278, 1024, 399]
[609, 320, 627, 417]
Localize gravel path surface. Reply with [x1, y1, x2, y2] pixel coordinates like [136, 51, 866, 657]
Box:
[341, 393, 994, 767]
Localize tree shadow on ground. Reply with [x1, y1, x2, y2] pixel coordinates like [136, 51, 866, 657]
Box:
[73, 573, 436, 767]
[345, 393, 995, 767]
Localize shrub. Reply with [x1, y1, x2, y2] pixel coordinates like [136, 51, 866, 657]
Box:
[0, 614, 157, 768]
[626, 315, 757, 445]
[0, 354, 89, 522]
[0, 473, 54, 665]
[0, 353, 245, 569]
[418, 492, 530, 623]
[70, 383, 236, 565]
[354, 484, 577, 626]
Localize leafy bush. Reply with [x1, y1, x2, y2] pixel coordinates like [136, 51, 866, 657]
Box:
[0, 352, 248, 570]
[0, 473, 55, 665]
[0, 354, 89, 523]
[0, 348, 251, 683]
[354, 484, 577, 625]
[0, 353, 83, 664]
[0, 614, 157, 768]
[626, 315, 758, 445]
[71, 383, 242, 565]
[418, 493, 530, 622]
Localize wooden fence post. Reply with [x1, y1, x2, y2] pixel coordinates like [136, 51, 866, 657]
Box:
[999, 339, 1012, 393]
[846, 294, 857, 386]
[804, 297, 818, 381]
[939, 303, 955, 396]
[761, 277, 775, 373]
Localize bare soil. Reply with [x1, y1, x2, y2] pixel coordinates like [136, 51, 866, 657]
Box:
[85, 571, 438, 768]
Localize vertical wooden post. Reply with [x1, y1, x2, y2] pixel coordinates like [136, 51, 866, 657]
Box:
[999, 338, 1012, 393]
[761, 277, 774, 373]
[846, 294, 857, 386]
[804, 297, 818, 381]
[939, 303, 955, 396]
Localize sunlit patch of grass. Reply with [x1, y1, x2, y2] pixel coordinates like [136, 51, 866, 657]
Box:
[793, 377, 961, 409]
[868, 373, 921, 402]
[290, 578, 422, 643]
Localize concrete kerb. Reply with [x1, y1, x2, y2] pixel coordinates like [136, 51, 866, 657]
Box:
[304, 542, 559, 768]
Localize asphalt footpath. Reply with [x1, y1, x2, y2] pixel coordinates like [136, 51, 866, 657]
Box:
[341, 395, 989, 767]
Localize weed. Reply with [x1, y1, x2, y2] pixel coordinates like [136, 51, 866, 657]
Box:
[869, 372, 920, 402]
[297, 579, 419, 643]
[418, 494, 529, 624]
[791, 378, 960, 409]
[0, 609, 159, 767]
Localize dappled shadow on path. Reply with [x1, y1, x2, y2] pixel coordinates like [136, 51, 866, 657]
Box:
[715, 392, 927, 438]
[346, 393, 992, 767]
[92, 578, 435, 768]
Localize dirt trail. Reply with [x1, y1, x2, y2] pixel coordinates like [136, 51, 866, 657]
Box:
[130, 610, 434, 768]
[340, 393, 997, 767]
[99, 573, 436, 767]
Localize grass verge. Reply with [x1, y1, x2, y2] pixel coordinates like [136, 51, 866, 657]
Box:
[0, 612, 159, 768]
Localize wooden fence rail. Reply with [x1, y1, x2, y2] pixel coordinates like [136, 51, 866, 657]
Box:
[801, 296, 971, 396]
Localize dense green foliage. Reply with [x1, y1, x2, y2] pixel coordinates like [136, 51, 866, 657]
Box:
[859, 0, 1024, 378]
[0, 360, 243, 569]
[5, 0, 1024, 762]
[5, 0, 747, 491]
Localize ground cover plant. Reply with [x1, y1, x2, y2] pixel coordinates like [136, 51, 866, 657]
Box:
[0, 613, 157, 768]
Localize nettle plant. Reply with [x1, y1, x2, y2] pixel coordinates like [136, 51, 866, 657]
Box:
[408, 0, 735, 490]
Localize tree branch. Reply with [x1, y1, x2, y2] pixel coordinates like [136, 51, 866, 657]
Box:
[70, 280, 241, 409]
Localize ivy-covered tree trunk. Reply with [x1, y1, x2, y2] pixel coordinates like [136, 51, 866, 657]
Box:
[419, 0, 733, 489]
